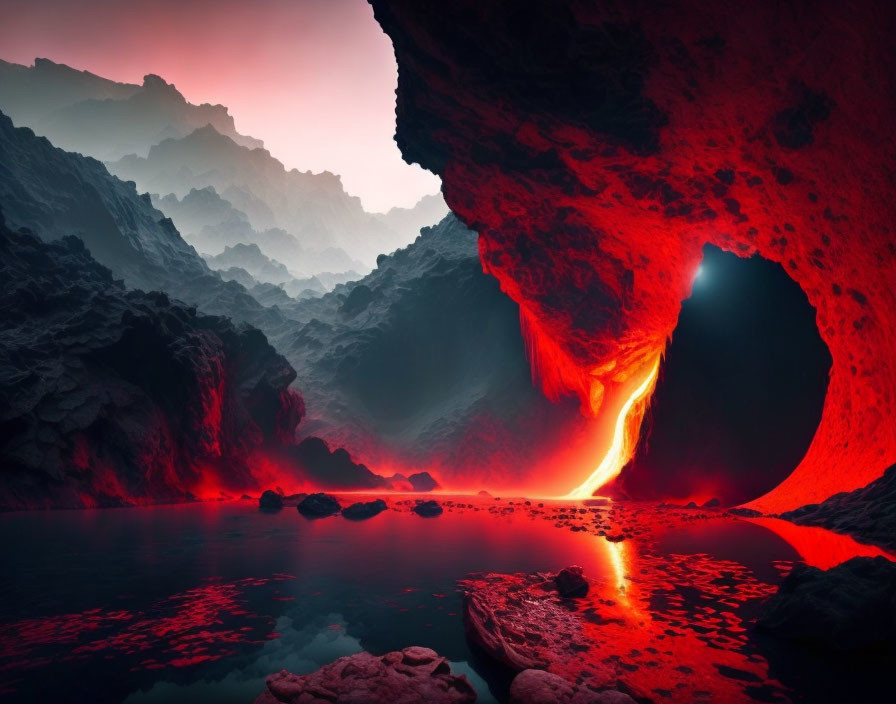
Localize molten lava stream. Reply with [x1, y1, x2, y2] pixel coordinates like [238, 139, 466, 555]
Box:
[564, 357, 660, 499]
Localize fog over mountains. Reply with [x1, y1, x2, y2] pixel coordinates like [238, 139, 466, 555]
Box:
[0, 57, 447, 281]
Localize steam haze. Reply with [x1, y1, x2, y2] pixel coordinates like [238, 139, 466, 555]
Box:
[0, 0, 440, 212]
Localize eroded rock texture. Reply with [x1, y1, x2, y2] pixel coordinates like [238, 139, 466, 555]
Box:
[0, 221, 303, 509]
[369, 0, 896, 511]
[254, 646, 476, 704]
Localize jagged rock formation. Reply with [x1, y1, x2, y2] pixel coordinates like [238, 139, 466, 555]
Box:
[254, 647, 476, 704]
[205, 243, 293, 286]
[0, 109, 210, 292]
[279, 214, 591, 492]
[109, 124, 436, 267]
[0, 218, 390, 509]
[0, 220, 301, 509]
[778, 464, 896, 551]
[370, 0, 896, 512]
[153, 187, 363, 277]
[373, 192, 448, 240]
[0, 58, 261, 160]
[0, 108, 296, 331]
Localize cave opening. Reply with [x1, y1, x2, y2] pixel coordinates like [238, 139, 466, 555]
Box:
[612, 244, 833, 506]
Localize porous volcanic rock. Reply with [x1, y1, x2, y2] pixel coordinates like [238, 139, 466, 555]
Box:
[254, 646, 476, 704]
[459, 571, 614, 684]
[296, 492, 341, 518]
[413, 500, 444, 517]
[370, 0, 896, 513]
[509, 669, 635, 704]
[757, 556, 896, 651]
[342, 498, 388, 520]
[778, 463, 896, 550]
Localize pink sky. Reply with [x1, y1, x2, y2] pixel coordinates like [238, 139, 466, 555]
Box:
[0, 0, 441, 212]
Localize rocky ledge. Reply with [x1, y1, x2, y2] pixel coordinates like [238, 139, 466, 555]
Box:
[254, 646, 476, 704]
[778, 463, 896, 550]
[757, 556, 896, 652]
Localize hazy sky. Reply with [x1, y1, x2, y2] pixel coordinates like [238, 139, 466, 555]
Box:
[0, 0, 440, 212]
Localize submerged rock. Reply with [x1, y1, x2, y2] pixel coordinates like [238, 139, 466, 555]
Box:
[342, 498, 388, 520]
[554, 566, 589, 598]
[413, 500, 444, 517]
[509, 669, 636, 704]
[254, 646, 476, 703]
[296, 493, 341, 518]
[259, 490, 284, 513]
[757, 556, 896, 651]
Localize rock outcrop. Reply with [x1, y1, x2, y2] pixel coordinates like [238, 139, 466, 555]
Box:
[0, 220, 301, 509]
[412, 500, 443, 517]
[254, 646, 476, 704]
[296, 492, 342, 518]
[342, 498, 388, 520]
[757, 556, 896, 651]
[370, 0, 896, 513]
[281, 214, 592, 495]
[778, 464, 896, 550]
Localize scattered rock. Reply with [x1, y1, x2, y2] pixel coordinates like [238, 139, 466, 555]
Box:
[684, 501, 698, 509]
[296, 492, 341, 518]
[342, 498, 388, 520]
[413, 500, 444, 517]
[254, 646, 476, 703]
[701, 497, 721, 508]
[757, 556, 896, 651]
[259, 490, 284, 513]
[408, 471, 440, 492]
[555, 566, 589, 598]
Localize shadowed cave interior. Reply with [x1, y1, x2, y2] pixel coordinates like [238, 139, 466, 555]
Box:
[614, 245, 832, 506]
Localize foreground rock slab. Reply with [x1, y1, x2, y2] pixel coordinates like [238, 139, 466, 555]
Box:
[757, 556, 896, 651]
[254, 646, 476, 703]
[509, 669, 636, 704]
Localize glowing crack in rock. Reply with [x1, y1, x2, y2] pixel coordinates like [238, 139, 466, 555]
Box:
[564, 357, 660, 499]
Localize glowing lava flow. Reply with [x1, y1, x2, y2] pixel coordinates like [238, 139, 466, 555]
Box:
[564, 357, 660, 499]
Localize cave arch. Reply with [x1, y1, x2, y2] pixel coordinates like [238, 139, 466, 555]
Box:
[370, 0, 896, 512]
[614, 245, 832, 506]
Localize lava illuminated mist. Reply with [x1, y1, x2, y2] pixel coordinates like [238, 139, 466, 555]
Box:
[563, 356, 659, 498]
[370, 0, 896, 512]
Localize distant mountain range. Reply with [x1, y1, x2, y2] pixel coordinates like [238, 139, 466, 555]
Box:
[0, 58, 448, 276]
[0, 105, 588, 494]
[110, 123, 443, 267]
[0, 58, 262, 160]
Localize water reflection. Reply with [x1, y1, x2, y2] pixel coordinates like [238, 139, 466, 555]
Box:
[0, 498, 891, 703]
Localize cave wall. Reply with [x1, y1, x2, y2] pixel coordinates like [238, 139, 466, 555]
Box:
[369, 0, 896, 511]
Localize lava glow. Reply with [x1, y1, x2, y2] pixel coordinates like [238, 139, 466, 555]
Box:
[563, 357, 660, 499]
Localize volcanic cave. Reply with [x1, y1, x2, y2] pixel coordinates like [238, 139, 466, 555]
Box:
[1, 1, 895, 703]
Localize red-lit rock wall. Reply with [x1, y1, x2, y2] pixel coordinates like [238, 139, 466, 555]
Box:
[370, 0, 896, 511]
